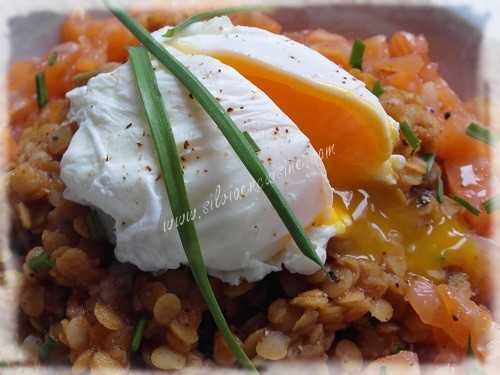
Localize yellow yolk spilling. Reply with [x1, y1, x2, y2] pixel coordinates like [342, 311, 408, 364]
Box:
[333, 187, 484, 282]
[211, 53, 394, 189]
[211, 53, 483, 282]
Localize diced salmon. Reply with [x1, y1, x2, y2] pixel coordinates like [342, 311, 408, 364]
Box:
[406, 276, 491, 357]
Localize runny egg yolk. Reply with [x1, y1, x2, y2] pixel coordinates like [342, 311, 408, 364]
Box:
[332, 187, 484, 283]
[212, 53, 483, 282]
[211, 53, 394, 189]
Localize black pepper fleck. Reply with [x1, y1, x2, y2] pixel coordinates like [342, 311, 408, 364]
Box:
[183, 140, 190, 149]
[444, 112, 452, 120]
[227, 107, 234, 113]
[137, 142, 143, 148]
[125, 123, 132, 129]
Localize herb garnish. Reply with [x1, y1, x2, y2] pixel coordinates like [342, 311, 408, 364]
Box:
[28, 251, 55, 273]
[372, 80, 384, 97]
[421, 153, 435, 176]
[243, 131, 260, 153]
[466, 122, 496, 146]
[164, 6, 270, 38]
[349, 40, 365, 70]
[48, 52, 58, 66]
[128, 46, 255, 372]
[131, 317, 147, 352]
[106, 1, 322, 268]
[35, 72, 48, 109]
[436, 174, 444, 204]
[399, 121, 420, 151]
[483, 196, 500, 214]
[452, 196, 481, 216]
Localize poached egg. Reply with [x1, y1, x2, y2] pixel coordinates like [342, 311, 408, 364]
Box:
[60, 17, 398, 284]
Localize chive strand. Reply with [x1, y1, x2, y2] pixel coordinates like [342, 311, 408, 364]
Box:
[35, 72, 48, 109]
[436, 174, 444, 204]
[28, 251, 55, 273]
[483, 196, 500, 214]
[128, 46, 256, 372]
[452, 196, 481, 216]
[421, 153, 435, 176]
[349, 40, 365, 70]
[243, 131, 260, 152]
[48, 51, 58, 66]
[399, 121, 420, 151]
[372, 80, 384, 97]
[465, 122, 496, 146]
[164, 6, 271, 38]
[105, 1, 323, 268]
[131, 317, 147, 352]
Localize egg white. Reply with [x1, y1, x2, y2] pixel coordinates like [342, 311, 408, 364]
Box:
[61, 27, 335, 285]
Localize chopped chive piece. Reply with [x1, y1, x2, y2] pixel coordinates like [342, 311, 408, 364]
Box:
[38, 337, 57, 361]
[106, 2, 322, 269]
[421, 153, 435, 176]
[372, 80, 384, 97]
[72, 70, 99, 85]
[399, 121, 420, 151]
[467, 335, 474, 357]
[164, 6, 270, 38]
[349, 39, 365, 70]
[131, 317, 147, 352]
[483, 196, 500, 214]
[128, 46, 256, 372]
[28, 251, 55, 273]
[86, 210, 105, 241]
[243, 131, 260, 152]
[47, 52, 58, 66]
[452, 196, 481, 216]
[466, 122, 496, 146]
[436, 174, 444, 204]
[35, 72, 48, 109]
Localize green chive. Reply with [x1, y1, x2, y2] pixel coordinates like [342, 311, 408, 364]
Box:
[243, 131, 260, 153]
[349, 39, 365, 70]
[28, 251, 55, 273]
[372, 80, 384, 98]
[164, 6, 271, 38]
[38, 336, 57, 361]
[48, 52, 58, 66]
[87, 210, 105, 241]
[73, 71, 100, 85]
[466, 335, 486, 375]
[452, 196, 481, 216]
[421, 153, 435, 176]
[399, 121, 420, 151]
[106, 2, 322, 268]
[131, 317, 147, 352]
[466, 122, 496, 146]
[35, 72, 48, 109]
[128, 46, 256, 372]
[436, 174, 444, 204]
[483, 196, 500, 214]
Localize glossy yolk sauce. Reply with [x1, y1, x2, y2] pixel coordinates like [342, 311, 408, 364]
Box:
[333, 187, 484, 282]
[211, 53, 484, 284]
[211, 53, 393, 189]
